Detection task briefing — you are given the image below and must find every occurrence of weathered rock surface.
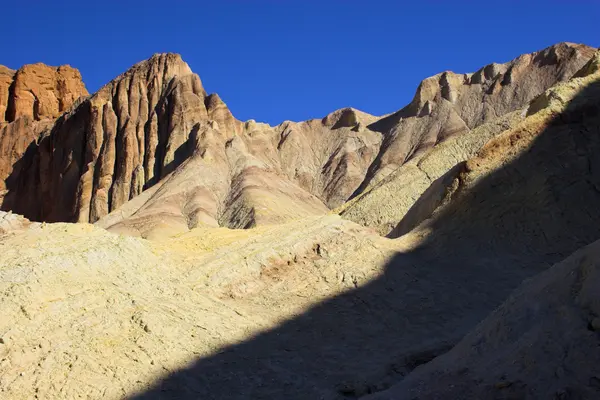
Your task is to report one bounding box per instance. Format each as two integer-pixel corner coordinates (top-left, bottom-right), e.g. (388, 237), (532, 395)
(95, 112), (380, 237)
(389, 51), (600, 241)
(340, 110), (523, 235)
(0, 210), (33, 234)
(0, 62), (87, 199)
(340, 42), (595, 235)
(1, 55), (383, 234)
(0, 117), (54, 198)
(0, 66), (15, 121)
(360, 42), (594, 188)
(0, 215), (402, 399)
(2, 54), (208, 222)
(2, 72), (600, 399)
(0, 63), (87, 123)
(1, 49), (600, 400)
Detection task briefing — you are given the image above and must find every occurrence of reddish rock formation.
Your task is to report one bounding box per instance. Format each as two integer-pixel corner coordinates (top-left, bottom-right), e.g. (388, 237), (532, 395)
(0, 117), (53, 199)
(2, 54), (205, 222)
(0, 66), (15, 121)
(1, 53), (381, 232)
(0, 62), (87, 205)
(0, 63), (87, 123)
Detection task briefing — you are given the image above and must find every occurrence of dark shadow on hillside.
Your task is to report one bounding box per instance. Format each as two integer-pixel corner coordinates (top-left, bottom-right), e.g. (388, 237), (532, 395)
(1, 137), (44, 221)
(123, 80), (600, 399)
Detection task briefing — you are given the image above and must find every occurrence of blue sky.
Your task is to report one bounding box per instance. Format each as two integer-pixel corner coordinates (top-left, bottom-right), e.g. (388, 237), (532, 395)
(3, 1), (598, 124)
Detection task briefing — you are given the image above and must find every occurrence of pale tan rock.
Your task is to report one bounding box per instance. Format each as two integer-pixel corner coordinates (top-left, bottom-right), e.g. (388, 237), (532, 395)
(341, 43), (595, 235)
(205, 93), (243, 135)
(0, 215), (400, 399)
(340, 110), (523, 235)
(96, 119), (334, 238)
(321, 107), (380, 129)
(0, 210), (32, 234)
(388, 53), (600, 241)
(360, 42), (595, 191)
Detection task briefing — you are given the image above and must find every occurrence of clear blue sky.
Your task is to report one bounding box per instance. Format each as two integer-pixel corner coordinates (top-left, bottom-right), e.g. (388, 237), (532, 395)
(3, 1), (598, 124)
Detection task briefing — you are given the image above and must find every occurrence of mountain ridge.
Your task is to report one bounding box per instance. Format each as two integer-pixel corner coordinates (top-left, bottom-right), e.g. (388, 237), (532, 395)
(1, 43), (600, 399)
(1, 42), (594, 240)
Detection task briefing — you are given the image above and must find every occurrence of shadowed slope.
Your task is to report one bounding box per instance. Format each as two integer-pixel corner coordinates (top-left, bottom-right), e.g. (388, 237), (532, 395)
(124, 64), (600, 399)
(367, 238), (600, 400)
(340, 43), (595, 235)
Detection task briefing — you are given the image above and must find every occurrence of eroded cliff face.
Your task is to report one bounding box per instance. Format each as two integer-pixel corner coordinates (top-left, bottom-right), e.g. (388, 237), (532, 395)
(0, 66), (15, 121)
(360, 42), (595, 188)
(340, 42), (596, 235)
(2, 54), (208, 222)
(0, 54), (386, 232)
(0, 63), (88, 123)
(0, 43), (596, 238)
(0, 118), (54, 199)
(0, 63), (88, 205)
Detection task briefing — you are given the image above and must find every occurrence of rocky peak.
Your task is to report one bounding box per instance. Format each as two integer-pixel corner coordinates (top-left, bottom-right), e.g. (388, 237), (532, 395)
(204, 93), (243, 136)
(93, 53), (196, 99)
(406, 42), (595, 123)
(0, 53), (239, 223)
(0, 43), (596, 233)
(321, 107), (379, 129)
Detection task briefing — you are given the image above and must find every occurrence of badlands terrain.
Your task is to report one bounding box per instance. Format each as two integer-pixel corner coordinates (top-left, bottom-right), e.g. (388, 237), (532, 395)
(0, 42), (599, 399)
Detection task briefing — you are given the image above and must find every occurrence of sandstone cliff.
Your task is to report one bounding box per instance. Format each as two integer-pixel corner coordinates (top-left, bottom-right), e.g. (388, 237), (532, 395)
(0, 62), (87, 123)
(0, 66), (15, 121)
(0, 62), (87, 204)
(3, 54), (209, 222)
(1, 54), (385, 235)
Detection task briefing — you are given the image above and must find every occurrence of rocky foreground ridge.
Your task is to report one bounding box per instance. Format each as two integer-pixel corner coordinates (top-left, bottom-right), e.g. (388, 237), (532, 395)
(0, 44), (599, 399)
